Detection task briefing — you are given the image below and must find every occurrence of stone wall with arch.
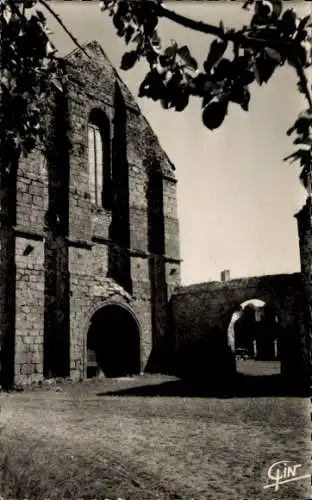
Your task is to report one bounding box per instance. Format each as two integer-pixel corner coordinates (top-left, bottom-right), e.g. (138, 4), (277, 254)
(170, 273), (305, 382)
(0, 40), (180, 387)
(85, 298), (142, 378)
(68, 273), (153, 381)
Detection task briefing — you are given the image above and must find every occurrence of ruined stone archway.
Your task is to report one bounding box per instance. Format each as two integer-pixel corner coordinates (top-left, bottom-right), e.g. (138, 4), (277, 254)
(228, 299), (280, 360)
(86, 304), (141, 378)
(172, 273), (306, 386)
(227, 298), (282, 379)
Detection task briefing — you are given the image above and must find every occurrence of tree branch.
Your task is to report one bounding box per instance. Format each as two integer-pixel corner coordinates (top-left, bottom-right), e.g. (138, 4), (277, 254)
(38, 0), (91, 59)
(294, 59), (312, 108)
(155, 2), (289, 48)
(155, 3), (225, 39)
(151, 2), (312, 110)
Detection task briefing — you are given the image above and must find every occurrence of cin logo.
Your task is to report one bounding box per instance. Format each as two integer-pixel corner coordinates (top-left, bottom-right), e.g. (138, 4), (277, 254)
(263, 460), (311, 492)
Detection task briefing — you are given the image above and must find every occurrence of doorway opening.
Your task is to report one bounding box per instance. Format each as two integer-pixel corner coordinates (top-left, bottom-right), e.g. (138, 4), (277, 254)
(228, 299), (281, 377)
(86, 304), (141, 378)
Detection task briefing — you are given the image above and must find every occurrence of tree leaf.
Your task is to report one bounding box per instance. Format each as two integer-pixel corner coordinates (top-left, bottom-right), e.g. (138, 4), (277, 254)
(242, 68), (255, 85)
(120, 50), (138, 70)
(299, 164), (312, 189)
(164, 42), (178, 59)
(253, 55), (276, 85)
(112, 12), (124, 32)
(294, 137), (312, 146)
(117, 1), (129, 18)
(212, 58), (233, 82)
(297, 15), (311, 34)
(202, 98), (229, 130)
(230, 86), (250, 111)
(264, 47), (282, 63)
(177, 46), (198, 70)
(281, 9), (297, 35)
(204, 39), (228, 74)
(138, 71), (153, 97)
(174, 89), (190, 112)
(160, 95), (172, 109)
(283, 149), (310, 163)
(36, 10), (46, 24)
(138, 70), (165, 101)
(292, 115), (311, 137)
(125, 25), (135, 44)
(300, 155), (311, 168)
(272, 0), (283, 19)
(144, 13), (158, 37)
(287, 124), (296, 136)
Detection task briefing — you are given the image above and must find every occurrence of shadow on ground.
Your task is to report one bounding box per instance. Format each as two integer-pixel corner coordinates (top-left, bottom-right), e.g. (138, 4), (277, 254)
(97, 373), (310, 399)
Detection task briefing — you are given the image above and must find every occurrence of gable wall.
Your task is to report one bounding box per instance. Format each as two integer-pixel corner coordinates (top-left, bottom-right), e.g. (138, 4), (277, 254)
(0, 41), (181, 385)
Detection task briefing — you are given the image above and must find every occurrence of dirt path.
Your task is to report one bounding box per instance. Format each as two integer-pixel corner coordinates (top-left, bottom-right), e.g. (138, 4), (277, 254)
(0, 375), (310, 499)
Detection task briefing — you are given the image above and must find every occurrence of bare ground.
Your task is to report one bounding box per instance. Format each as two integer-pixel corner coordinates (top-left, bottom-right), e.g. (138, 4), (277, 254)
(0, 373), (310, 500)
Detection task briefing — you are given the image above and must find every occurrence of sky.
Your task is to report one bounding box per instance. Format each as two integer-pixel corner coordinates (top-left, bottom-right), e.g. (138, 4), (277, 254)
(45, 1), (310, 285)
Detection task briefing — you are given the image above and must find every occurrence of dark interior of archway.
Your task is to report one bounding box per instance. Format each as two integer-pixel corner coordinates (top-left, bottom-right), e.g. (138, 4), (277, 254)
(87, 305), (141, 378)
(234, 304), (280, 360)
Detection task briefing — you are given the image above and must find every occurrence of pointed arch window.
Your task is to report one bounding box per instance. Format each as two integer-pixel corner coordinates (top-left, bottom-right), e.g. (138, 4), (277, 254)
(87, 109), (111, 209)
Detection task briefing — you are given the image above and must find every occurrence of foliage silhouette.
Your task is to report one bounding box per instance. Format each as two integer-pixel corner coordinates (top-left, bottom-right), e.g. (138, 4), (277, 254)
(1, 0), (311, 185)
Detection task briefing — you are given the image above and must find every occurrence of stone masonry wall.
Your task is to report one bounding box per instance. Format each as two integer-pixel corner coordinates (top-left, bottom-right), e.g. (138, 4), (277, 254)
(14, 237), (45, 385)
(0, 40), (181, 385)
(62, 42), (180, 380)
(171, 273), (303, 379)
(172, 273), (302, 347)
(13, 150), (48, 385)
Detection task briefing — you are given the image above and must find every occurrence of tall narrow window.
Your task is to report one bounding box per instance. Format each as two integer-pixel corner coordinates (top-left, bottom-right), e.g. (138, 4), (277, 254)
(87, 110), (111, 208)
(88, 122), (103, 206)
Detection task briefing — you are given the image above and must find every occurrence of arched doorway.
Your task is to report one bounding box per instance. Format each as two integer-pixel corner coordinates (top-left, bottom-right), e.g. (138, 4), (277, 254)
(228, 299), (281, 377)
(86, 304), (141, 378)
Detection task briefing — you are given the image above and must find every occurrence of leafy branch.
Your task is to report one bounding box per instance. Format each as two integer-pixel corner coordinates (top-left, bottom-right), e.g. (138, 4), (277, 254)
(1, 0), (312, 192)
(0, 0), (88, 171)
(99, 0), (312, 192)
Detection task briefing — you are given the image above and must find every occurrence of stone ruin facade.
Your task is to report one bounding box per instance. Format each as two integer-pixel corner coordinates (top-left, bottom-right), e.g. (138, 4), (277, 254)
(0, 41), (181, 387)
(0, 41), (310, 389)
